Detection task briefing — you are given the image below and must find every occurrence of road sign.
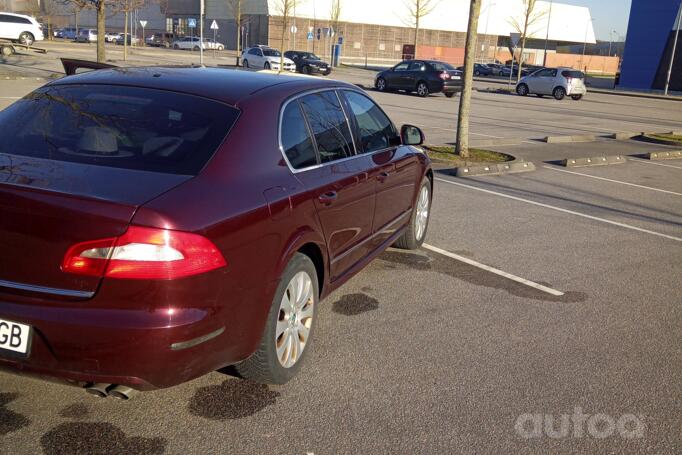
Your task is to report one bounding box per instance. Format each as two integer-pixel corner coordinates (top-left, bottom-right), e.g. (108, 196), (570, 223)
(510, 32), (521, 48)
(188, 18), (197, 28)
(139, 20), (147, 28)
(290, 25), (298, 34)
(307, 31), (314, 41)
(210, 20), (218, 30)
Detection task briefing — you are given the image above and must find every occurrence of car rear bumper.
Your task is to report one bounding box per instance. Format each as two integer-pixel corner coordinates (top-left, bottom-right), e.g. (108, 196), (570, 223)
(437, 80), (463, 93)
(567, 86), (587, 95)
(0, 272), (270, 390)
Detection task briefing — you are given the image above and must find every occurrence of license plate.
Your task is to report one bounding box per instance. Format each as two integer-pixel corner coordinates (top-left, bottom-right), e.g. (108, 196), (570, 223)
(0, 318), (32, 355)
(452, 76), (461, 80)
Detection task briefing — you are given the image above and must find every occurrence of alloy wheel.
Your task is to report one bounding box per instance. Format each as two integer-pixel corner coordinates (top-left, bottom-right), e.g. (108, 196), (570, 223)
(415, 184), (430, 241)
(275, 271), (314, 368)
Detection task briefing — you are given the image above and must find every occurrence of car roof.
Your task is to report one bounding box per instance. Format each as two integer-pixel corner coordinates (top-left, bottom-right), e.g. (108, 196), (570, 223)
(48, 66), (355, 106)
(2, 12), (32, 18)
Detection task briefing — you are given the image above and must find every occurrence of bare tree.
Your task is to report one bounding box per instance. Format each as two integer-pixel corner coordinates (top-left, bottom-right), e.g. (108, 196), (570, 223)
(112, 0), (146, 61)
(272, 0), (305, 71)
(402, 0), (439, 54)
(509, 0), (547, 82)
(455, 0), (482, 159)
(59, 0), (107, 62)
(226, 0), (242, 64)
(42, 0), (60, 40)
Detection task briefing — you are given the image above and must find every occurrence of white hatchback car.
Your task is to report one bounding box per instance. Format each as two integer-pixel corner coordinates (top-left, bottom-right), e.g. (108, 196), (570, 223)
(172, 37), (225, 51)
(0, 12), (44, 45)
(516, 67), (587, 100)
(242, 46), (296, 72)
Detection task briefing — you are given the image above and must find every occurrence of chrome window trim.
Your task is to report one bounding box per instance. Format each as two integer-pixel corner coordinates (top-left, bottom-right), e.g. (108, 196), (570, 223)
(278, 87), (358, 174)
(278, 87), (399, 174)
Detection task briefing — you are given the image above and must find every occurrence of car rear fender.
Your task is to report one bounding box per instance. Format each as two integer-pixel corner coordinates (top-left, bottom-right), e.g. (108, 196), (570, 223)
(275, 225), (328, 298)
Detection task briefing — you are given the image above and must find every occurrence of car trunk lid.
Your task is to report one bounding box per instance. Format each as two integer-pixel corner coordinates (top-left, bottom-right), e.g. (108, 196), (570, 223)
(0, 154), (190, 298)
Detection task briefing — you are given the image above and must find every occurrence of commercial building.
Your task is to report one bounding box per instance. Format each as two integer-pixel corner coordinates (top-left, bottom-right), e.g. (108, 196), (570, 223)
(619, 0), (682, 92)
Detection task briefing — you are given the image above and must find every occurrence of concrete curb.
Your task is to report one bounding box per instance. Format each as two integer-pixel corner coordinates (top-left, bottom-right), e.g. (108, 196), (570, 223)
(589, 88), (682, 102)
(640, 134), (682, 147)
(561, 155), (626, 167)
(646, 150), (682, 160)
(451, 161), (536, 177)
(544, 135), (598, 143)
(608, 132), (641, 140)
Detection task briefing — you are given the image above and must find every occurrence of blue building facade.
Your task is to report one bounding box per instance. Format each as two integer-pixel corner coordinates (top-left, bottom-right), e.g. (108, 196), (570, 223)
(620, 0), (682, 91)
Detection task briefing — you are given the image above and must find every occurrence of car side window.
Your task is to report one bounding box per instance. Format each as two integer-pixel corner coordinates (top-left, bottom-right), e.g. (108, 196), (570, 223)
(248, 48), (258, 55)
(409, 62), (425, 71)
(537, 69), (554, 77)
(550, 69), (558, 77)
(394, 63), (410, 72)
(299, 91), (354, 164)
(19, 17), (32, 24)
(343, 91), (399, 154)
(281, 101), (318, 170)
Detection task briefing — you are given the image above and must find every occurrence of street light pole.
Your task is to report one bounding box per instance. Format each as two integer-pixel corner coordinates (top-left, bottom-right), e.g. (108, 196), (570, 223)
(664, 2), (682, 95)
(542, 0), (553, 67)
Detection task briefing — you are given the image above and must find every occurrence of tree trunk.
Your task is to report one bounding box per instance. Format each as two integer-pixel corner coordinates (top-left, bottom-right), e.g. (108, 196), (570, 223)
(96, 0), (106, 63)
(413, 0), (420, 54)
(124, 10), (128, 61)
(516, 12), (530, 83)
(456, 0), (482, 159)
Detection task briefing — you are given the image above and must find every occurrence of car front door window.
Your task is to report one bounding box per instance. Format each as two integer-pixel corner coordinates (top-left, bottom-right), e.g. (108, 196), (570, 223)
(343, 91), (399, 154)
(299, 91), (354, 163)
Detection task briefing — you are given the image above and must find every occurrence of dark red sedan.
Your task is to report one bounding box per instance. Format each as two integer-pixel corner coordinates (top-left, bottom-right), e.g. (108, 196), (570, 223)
(0, 66), (432, 397)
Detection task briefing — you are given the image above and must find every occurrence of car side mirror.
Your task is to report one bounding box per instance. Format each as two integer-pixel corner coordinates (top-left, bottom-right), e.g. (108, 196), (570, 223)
(401, 125), (425, 146)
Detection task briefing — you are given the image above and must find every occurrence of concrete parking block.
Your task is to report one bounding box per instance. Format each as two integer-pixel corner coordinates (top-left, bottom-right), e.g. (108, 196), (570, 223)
(646, 150), (682, 160)
(561, 155), (626, 167)
(543, 134), (598, 143)
(608, 132), (641, 140)
(451, 161), (536, 177)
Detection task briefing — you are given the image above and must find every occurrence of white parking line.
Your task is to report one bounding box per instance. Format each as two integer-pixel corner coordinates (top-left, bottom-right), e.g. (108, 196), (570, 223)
(422, 243), (565, 296)
(435, 177), (682, 243)
(542, 165), (682, 196)
(628, 157), (682, 170)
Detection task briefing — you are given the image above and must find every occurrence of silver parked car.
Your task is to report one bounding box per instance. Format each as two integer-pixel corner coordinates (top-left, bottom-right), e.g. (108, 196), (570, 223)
(515, 67), (587, 100)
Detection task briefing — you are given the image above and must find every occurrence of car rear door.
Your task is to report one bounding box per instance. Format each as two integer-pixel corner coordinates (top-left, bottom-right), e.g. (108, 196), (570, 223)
(407, 61), (426, 90)
(340, 90), (419, 247)
(282, 90), (376, 281)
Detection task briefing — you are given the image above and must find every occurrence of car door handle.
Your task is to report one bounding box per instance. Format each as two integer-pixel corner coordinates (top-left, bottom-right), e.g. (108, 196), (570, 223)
(318, 191), (338, 205)
(377, 171), (391, 182)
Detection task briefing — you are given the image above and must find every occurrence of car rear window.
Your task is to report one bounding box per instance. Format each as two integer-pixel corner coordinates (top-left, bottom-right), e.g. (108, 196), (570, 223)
(0, 85), (239, 175)
(430, 62), (456, 71)
(562, 70), (585, 79)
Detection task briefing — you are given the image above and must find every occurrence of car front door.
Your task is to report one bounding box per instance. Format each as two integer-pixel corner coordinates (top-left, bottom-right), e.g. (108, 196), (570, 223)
(532, 68), (556, 94)
(407, 61), (426, 91)
(341, 90), (420, 247)
(388, 62), (410, 89)
(283, 90), (377, 282)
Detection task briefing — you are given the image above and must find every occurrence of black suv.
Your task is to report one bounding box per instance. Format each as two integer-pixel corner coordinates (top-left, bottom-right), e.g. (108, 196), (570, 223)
(284, 51), (332, 76)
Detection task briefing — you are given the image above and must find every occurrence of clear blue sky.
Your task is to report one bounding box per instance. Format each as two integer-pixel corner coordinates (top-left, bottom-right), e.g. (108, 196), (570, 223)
(558, 0), (632, 41)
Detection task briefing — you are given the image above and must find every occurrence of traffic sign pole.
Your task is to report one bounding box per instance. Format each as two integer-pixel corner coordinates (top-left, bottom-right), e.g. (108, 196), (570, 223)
(199, 0), (205, 65)
(140, 20), (147, 47)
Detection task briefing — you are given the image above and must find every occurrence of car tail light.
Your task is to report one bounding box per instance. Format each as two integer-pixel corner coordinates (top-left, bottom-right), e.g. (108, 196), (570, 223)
(439, 71), (451, 80)
(62, 226), (226, 280)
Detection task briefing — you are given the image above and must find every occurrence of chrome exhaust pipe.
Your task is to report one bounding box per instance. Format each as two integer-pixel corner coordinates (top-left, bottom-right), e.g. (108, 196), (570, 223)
(85, 383), (111, 398)
(108, 385), (136, 400)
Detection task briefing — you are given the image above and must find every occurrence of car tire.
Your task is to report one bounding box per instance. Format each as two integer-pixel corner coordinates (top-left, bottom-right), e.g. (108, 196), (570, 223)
(445, 92), (456, 98)
(243, 59), (249, 68)
(376, 77), (388, 92)
(264, 62), (271, 70)
(235, 252), (318, 385)
(416, 81), (429, 97)
(571, 94), (583, 101)
(474, 70), (480, 76)
(193, 45), (200, 51)
(18, 32), (34, 46)
(516, 83), (529, 96)
(553, 87), (566, 100)
(173, 44), (179, 49)
(217, 45), (224, 51)
(302, 65), (311, 75)
(394, 177), (432, 250)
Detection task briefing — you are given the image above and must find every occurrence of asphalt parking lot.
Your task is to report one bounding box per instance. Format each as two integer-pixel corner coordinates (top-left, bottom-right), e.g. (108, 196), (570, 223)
(1, 42), (681, 454)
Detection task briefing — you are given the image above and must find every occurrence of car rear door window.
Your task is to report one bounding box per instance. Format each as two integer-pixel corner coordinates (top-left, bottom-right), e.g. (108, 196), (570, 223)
(0, 84), (239, 175)
(342, 90), (399, 153)
(299, 91), (354, 164)
(281, 101), (318, 169)
(409, 62), (425, 71)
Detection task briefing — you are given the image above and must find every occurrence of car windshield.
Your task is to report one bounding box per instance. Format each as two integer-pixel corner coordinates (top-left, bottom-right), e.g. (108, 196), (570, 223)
(0, 85), (240, 175)
(263, 49), (281, 57)
(430, 62), (456, 71)
(302, 53), (320, 60)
